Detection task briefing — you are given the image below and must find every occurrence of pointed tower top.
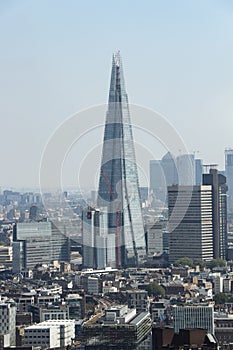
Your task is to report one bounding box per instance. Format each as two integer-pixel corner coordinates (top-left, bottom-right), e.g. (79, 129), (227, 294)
(113, 51), (121, 67)
(108, 51), (127, 104)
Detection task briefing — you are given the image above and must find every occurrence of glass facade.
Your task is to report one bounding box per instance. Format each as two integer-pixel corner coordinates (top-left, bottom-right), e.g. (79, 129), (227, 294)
(168, 185), (214, 263)
(97, 52), (146, 268)
(13, 222), (70, 271)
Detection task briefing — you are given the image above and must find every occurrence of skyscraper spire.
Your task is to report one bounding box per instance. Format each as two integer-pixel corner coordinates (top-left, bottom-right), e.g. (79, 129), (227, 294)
(97, 52), (146, 268)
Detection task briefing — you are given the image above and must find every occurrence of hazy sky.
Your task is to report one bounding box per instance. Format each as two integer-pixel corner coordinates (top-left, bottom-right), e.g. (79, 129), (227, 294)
(1, 0), (233, 189)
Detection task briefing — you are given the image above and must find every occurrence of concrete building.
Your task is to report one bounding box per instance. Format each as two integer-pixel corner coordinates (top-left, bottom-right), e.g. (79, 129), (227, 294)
(127, 290), (149, 313)
(0, 246), (12, 267)
(82, 207), (108, 269)
(213, 275), (223, 294)
(152, 327), (218, 350)
(150, 301), (166, 323)
(0, 296), (17, 347)
(29, 304), (69, 323)
(146, 222), (163, 256)
(87, 276), (100, 295)
(65, 293), (85, 320)
(81, 305), (151, 349)
(12, 221), (70, 272)
(215, 317), (233, 348)
(172, 304), (214, 334)
(168, 185), (214, 263)
(24, 319), (75, 349)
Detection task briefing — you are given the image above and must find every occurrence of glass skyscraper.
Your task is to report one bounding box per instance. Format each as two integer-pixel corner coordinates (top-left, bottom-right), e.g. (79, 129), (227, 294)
(97, 52), (146, 268)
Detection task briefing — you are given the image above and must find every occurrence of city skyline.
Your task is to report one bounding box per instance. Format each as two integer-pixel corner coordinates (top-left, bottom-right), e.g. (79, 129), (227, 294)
(0, 1), (233, 187)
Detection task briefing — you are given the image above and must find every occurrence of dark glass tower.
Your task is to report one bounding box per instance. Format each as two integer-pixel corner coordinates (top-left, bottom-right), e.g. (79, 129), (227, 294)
(203, 169), (228, 260)
(97, 52), (146, 268)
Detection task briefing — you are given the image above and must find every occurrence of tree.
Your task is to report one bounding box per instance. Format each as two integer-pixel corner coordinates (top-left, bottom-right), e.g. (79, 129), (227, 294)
(193, 258), (205, 271)
(146, 281), (165, 297)
(209, 258), (226, 269)
(214, 293), (228, 305)
(174, 257), (194, 267)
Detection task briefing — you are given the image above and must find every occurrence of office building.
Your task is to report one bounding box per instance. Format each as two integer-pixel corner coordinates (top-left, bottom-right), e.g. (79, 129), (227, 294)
(24, 320), (75, 349)
(150, 154), (203, 201)
(168, 185), (214, 263)
(29, 304), (69, 323)
(82, 207), (108, 269)
(172, 304), (214, 335)
(81, 305), (151, 349)
(12, 221), (70, 272)
(225, 149), (233, 212)
(203, 169), (228, 259)
(97, 52), (146, 268)
(149, 160), (166, 202)
(146, 222), (163, 256)
(176, 153), (195, 186)
(195, 158), (203, 186)
(152, 327), (218, 350)
(0, 246), (12, 267)
(150, 160), (164, 190)
(0, 296), (17, 347)
(161, 152), (178, 187)
(127, 290), (149, 313)
(215, 317), (233, 348)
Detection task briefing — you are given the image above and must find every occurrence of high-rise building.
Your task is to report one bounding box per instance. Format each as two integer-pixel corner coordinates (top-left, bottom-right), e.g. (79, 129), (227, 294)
(161, 152), (178, 187)
(168, 185), (214, 263)
(146, 222), (163, 256)
(149, 160), (167, 203)
(150, 160), (164, 191)
(12, 222), (70, 272)
(195, 158), (203, 186)
(97, 52), (146, 268)
(82, 207), (108, 269)
(176, 153), (195, 186)
(225, 148), (233, 212)
(203, 169), (228, 260)
(150, 154), (203, 199)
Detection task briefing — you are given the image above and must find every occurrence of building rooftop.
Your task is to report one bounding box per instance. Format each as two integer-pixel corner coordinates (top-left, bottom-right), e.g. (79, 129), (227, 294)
(130, 312), (150, 325)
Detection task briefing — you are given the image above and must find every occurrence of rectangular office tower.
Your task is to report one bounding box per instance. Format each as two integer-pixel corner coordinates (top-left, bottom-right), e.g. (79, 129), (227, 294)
(203, 169), (228, 260)
(168, 185), (214, 263)
(97, 52), (146, 268)
(12, 222), (70, 273)
(225, 149), (233, 212)
(82, 207), (110, 269)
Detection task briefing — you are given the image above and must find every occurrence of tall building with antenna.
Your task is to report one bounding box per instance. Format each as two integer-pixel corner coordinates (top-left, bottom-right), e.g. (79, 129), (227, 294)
(97, 52), (146, 268)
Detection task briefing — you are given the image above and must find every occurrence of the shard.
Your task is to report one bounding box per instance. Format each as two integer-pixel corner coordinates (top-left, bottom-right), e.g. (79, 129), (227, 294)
(97, 52), (146, 268)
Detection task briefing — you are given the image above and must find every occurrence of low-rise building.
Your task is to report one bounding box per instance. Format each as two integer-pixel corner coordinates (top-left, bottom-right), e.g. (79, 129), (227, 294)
(24, 319), (75, 349)
(127, 290), (149, 313)
(81, 305), (151, 348)
(29, 304), (69, 323)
